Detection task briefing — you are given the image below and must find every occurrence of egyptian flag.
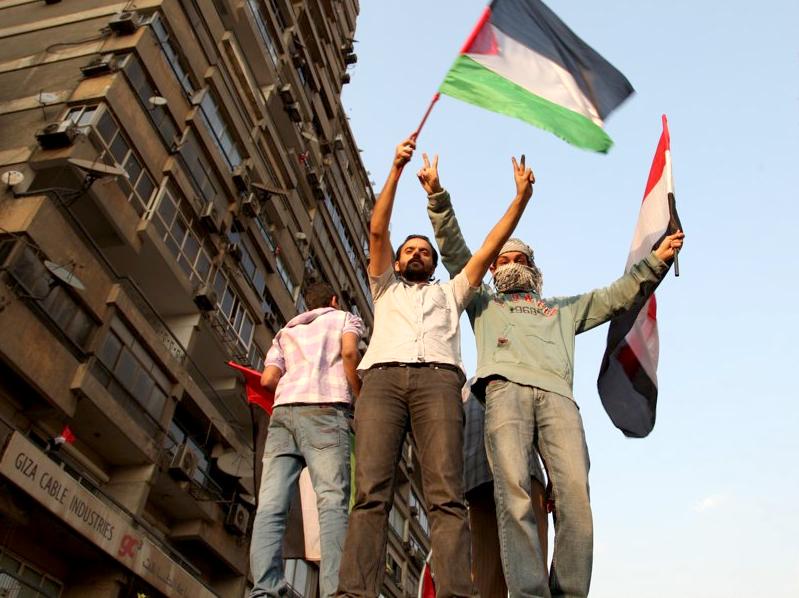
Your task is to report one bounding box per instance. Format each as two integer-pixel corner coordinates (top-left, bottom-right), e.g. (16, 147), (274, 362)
(440, 0), (634, 152)
(597, 115), (682, 437)
(417, 552), (435, 598)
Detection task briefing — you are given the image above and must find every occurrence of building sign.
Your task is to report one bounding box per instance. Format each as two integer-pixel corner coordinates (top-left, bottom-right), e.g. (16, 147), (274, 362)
(0, 432), (217, 598)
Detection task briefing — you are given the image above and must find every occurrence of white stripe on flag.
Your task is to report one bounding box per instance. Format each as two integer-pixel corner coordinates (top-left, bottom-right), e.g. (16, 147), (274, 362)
(467, 25), (603, 126)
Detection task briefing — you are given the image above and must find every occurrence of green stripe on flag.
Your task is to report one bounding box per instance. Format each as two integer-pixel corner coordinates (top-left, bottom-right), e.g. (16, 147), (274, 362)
(440, 55), (613, 153)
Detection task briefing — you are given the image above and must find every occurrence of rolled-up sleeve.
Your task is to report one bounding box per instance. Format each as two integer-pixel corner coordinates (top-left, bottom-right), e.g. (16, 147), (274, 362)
(343, 313), (364, 338)
(264, 335), (286, 373)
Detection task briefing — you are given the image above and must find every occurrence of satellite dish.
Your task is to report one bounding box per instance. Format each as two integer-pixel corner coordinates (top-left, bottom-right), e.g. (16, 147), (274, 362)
(44, 261), (86, 291)
(1, 171), (24, 186)
(216, 450), (253, 478)
(67, 158), (128, 179)
(38, 92), (59, 104)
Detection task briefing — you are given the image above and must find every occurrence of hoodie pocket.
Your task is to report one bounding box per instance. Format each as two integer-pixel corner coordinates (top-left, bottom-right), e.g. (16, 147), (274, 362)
(526, 333), (570, 379)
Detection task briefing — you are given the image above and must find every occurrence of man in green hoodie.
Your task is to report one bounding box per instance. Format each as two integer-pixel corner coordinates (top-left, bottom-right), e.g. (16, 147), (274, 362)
(418, 154), (684, 598)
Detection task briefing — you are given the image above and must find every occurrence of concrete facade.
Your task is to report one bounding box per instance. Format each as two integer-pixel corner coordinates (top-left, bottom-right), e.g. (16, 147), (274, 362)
(0, 1), (434, 596)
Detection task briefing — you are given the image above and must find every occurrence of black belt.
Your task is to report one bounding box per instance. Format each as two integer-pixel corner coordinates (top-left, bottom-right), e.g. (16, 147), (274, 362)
(371, 361), (462, 374)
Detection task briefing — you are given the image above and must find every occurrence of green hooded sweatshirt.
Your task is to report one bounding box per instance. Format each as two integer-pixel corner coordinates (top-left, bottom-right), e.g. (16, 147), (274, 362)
(427, 190), (670, 400)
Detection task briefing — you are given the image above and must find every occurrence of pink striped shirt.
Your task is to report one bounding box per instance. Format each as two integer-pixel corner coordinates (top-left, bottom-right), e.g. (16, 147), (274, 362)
(266, 307), (363, 406)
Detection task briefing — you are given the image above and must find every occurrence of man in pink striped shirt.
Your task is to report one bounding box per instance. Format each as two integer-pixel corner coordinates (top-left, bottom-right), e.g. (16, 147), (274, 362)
(250, 282), (363, 598)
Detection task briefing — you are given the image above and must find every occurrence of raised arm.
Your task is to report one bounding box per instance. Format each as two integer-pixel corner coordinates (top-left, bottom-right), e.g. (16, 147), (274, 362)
(369, 137), (415, 276)
(418, 153), (472, 277)
(567, 231), (686, 333)
(462, 156), (535, 287)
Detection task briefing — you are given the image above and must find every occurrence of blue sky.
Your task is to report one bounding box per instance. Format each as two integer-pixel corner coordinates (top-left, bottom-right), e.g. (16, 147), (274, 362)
(342, 1), (799, 596)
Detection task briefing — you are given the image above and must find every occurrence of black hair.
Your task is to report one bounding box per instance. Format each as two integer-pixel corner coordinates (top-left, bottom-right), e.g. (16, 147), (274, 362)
(394, 234), (439, 268)
(303, 282), (336, 310)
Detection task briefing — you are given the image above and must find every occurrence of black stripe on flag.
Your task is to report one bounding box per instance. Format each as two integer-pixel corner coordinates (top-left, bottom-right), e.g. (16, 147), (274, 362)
(489, 0), (635, 120)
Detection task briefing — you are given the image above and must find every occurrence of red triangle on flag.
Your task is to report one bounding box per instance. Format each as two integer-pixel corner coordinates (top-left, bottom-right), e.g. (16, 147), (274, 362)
(461, 7), (499, 55)
(60, 425), (76, 444)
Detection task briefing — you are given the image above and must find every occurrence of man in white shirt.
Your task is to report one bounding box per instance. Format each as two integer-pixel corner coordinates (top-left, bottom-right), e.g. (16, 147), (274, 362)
(336, 138), (535, 598)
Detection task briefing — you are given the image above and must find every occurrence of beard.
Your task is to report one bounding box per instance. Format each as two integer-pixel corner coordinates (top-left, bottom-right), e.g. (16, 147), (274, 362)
(492, 262), (543, 294)
(401, 258), (432, 282)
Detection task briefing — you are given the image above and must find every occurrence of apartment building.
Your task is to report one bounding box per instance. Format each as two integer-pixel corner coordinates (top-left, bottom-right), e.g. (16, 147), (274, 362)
(0, 0), (432, 596)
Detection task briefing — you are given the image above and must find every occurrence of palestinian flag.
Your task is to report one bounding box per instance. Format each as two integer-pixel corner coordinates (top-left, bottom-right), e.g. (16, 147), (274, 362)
(440, 0), (634, 152)
(597, 115), (682, 437)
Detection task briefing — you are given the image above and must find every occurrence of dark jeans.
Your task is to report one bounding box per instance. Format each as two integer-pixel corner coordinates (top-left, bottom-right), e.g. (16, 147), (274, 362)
(337, 365), (477, 598)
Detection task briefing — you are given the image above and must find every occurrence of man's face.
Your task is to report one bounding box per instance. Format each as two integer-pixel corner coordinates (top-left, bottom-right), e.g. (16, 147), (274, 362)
(490, 251), (530, 273)
(395, 238), (435, 282)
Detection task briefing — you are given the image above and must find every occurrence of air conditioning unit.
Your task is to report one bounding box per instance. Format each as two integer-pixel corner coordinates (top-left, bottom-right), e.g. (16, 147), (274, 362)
(80, 53), (117, 77)
(226, 243), (243, 262)
(169, 444), (198, 481)
(333, 134), (345, 151)
(193, 284), (218, 311)
(35, 121), (78, 150)
(341, 73), (351, 85)
(294, 231), (308, 245)
(108, 11), (140, 35)
(290, 52), (306, 69)
(225, 502), (251, 536)
(231, 165), (251, 193)
(285, 103), (301, 123)
(344, 53), (358, 66)
(306, 169), (321, 187)
(240, 193), (260, 217)
(278, 84), (296, 105)
(200, 203), (221, 233)
(340, 41), (354, 55)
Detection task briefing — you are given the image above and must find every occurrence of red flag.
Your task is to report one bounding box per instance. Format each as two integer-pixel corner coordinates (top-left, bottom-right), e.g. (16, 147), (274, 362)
(227, 361), (275, 414)
(597, 115), (682, 437)
(57, 425), (76, 445)
(417, 552), (436, 598)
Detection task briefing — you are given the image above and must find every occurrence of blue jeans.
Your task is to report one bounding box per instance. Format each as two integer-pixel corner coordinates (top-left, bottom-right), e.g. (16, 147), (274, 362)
(484, 380), (592, 598)
(250, 404), (352, 598)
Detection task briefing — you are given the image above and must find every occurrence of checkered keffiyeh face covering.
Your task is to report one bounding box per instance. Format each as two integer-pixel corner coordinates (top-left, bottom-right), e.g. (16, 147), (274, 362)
(492, 238), (543, 294)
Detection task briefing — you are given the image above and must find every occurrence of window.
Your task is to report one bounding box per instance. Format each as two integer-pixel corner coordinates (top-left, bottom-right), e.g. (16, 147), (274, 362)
(178, 129), (225, 207)
(0, 549), (63, 596)
(150, 181), (214, 285)
(269, 0), (287, 30)
(385, 551), (402, 587)
(93, 315), (171, 428)
(275, 255), (295, 296)
(66, 105), (158, 216)
(247, 0), (280, 66)
(198, 90), (244, 170)
(324, 192), (358, 264)
(151, 14), (196, 96)
(295, 293), (306, 313)
(121, 54), (178, 147)
(388, 506), (406, 537)
(254, 214), (277, 252)
(409, 492), (430, 536)
(211, 269), (256, 356)
(5, 242), (96, 351)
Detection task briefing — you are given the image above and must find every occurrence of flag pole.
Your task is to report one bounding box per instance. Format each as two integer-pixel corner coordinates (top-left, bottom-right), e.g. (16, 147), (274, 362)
(412, 92), (441, 140)
(398, 92), (441, 177)
(663, 115), (681, 277)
